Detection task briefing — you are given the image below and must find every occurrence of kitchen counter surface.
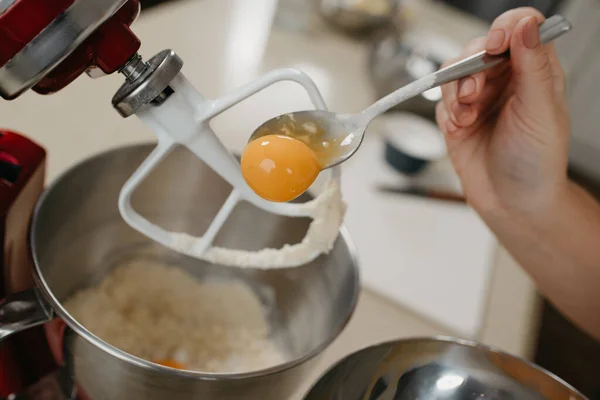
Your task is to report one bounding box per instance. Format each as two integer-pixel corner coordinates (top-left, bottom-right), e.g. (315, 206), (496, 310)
(294, 288), (445, 398)
(0, 0), (540, 392)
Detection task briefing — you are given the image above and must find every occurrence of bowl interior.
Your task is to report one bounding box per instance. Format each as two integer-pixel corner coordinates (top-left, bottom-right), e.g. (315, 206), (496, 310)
(31, 143), (359, 371)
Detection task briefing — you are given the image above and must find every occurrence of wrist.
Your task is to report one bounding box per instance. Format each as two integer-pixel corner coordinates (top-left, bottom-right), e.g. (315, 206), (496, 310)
(477, 178), (573, 236)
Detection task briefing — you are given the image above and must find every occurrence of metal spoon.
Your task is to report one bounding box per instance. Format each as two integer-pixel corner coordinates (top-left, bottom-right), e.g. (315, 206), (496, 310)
(249, 15), (572, 169)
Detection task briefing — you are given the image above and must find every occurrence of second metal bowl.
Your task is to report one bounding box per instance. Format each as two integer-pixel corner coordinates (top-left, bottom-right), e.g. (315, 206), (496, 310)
(304, 337), (586, 399)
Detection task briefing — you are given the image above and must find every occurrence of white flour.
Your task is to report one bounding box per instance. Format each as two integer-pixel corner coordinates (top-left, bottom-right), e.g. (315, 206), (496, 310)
(64, 260), (286, 373)
(171, 179), (346, 269)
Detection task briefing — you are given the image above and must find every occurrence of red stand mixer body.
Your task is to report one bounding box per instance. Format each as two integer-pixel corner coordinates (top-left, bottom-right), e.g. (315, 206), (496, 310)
(0, 0), (142, 396)
(0, 131), (50, 397)
(0, 0), (141, 97)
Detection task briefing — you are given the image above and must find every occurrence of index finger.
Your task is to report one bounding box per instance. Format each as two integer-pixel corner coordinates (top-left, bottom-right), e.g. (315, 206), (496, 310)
(486, 7), (545, 55)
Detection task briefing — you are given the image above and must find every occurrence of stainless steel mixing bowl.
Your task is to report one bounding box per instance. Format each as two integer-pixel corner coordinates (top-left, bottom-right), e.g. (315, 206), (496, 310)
(6, 143), (359, 399)
(304, 337), (587, 399)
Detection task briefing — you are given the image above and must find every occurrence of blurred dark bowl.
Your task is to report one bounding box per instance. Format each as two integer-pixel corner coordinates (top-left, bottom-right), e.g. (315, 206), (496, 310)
(384, 139), (429, 175)
(380, 112), (446, 176)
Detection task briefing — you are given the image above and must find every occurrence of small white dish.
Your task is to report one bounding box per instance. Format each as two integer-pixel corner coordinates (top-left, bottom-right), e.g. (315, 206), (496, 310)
(379, 112), (446, 175)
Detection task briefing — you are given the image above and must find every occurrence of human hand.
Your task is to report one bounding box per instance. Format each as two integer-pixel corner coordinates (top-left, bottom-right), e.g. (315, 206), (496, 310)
(436, 8), (571, 221)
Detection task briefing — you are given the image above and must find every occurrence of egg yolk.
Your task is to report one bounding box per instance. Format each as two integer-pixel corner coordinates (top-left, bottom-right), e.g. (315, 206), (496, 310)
(155, 359), (186, 369)
(241, 134), (320, 202)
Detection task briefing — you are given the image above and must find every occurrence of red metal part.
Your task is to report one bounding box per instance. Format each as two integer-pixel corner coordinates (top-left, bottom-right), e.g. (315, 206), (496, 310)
(0, 0), (141, 95)
(93, 0), (141, 74)
(0, 340), (22, 397)
(34, 0), (141, 94)
(0, 130), (46, 234)
(0, 130), (52, 396)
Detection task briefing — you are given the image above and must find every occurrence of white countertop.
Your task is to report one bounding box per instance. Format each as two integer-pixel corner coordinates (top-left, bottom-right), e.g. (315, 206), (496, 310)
(0, 0), (539, 359)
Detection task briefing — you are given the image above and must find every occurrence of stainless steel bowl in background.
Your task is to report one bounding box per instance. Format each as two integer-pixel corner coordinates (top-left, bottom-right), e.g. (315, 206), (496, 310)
(3, 143), (359, 400)
(320, 0), (399, 36)
(368, 30), (462, 120)
(304, 337), (587, 399)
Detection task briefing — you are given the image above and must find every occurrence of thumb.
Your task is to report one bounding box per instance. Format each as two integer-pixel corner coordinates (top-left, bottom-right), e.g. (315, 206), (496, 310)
(510, 16), (556, 116)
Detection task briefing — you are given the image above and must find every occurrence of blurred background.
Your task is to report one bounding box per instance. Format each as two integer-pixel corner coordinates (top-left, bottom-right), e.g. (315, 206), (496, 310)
(140, 1), (600, 395)
(3, 0), (599, 397)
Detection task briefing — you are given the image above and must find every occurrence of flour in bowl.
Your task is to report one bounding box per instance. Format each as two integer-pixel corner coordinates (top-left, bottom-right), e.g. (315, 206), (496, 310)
(64, 260), (286, 373)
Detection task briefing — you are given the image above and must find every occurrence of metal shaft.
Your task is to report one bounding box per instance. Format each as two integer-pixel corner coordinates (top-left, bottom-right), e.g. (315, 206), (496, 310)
(432, 15), (572, 87)
(120, 53), (149, 82)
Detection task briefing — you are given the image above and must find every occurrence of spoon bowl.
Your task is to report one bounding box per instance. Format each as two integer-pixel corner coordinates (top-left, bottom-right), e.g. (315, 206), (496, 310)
(249, 110), (363, 169)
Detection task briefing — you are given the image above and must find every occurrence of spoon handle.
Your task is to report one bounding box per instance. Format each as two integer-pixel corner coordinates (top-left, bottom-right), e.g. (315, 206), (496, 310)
(358, 15), (571, 124)
(432, 15), (572, 87)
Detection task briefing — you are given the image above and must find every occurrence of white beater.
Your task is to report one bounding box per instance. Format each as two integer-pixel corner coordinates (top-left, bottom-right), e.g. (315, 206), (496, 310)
(112, 51), (344, 269)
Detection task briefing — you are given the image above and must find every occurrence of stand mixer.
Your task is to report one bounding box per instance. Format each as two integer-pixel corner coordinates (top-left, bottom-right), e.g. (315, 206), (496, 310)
(0, 0), (344, 397)
(1, 0), (344, 269)
(1, 2), (143, 395)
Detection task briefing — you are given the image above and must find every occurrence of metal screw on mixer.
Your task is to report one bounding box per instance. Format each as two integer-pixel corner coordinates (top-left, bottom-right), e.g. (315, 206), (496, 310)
(112, 50), (183, 117)
(118, 53), (174, 105)
(120, 53), (150, 82)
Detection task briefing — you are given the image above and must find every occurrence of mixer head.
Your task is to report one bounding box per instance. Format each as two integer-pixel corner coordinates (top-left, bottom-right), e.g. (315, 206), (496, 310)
(0, 0), (345, 268)
(0, 0), (142, 99)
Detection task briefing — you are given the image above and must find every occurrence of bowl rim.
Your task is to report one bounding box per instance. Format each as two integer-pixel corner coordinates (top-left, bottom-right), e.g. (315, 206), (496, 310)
(30, 141), (362, 380)
(303, 335), (587, 398)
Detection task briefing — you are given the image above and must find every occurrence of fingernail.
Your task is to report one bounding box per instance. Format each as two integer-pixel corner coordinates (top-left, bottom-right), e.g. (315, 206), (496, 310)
(452, 102), (471, 122)
(487, 29), (506, 51)
(458, 77), (476, 99)
(522, 17), (540, 49)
